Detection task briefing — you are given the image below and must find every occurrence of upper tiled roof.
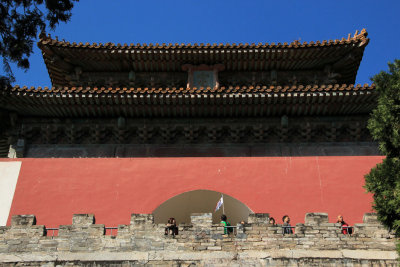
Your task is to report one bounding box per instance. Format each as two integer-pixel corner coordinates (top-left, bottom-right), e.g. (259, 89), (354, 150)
(39, 29), (368, 50)
(38, 30), (369, 87)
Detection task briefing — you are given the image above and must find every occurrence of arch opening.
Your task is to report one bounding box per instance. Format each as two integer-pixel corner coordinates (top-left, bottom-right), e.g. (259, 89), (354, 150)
(152, 190), (253, 225)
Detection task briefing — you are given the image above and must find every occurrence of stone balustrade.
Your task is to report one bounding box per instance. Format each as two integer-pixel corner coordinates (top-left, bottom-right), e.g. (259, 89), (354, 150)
(0, 212), (397, 266)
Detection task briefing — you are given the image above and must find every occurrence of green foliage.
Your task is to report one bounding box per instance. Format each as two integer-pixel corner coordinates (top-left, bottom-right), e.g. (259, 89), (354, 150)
(365, 60), (400, 240)
(368, 60), (400, 158)
(0, 0), (79, 83)
(364, 157), (400, 235)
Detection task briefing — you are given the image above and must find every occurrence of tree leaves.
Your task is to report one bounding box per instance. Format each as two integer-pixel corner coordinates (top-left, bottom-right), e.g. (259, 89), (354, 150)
(365, 59), (400, 243)
(0, 0), (78, 83)
(368, 60), (400, 157)
(365, 158), (400, 235)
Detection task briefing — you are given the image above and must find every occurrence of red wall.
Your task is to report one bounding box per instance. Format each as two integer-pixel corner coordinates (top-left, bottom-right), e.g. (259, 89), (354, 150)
(2, 156), (383, 227)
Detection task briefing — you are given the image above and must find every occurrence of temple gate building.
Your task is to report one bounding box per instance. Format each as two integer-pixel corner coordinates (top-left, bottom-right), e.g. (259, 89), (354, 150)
(0, 29), (383, 229)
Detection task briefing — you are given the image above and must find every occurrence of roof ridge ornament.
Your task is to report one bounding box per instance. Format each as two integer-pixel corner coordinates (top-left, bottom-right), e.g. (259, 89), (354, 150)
(38, 30), (368, 50)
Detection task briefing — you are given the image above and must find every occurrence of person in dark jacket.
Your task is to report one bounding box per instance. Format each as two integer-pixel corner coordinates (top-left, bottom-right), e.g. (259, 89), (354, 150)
(282, 215), (293, 234)
(269, 217), (276, 226)
(165, 217), (178, 236)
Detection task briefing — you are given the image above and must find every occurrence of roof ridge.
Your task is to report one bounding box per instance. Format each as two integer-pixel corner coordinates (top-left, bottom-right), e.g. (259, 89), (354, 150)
(38, 29), (369, 50)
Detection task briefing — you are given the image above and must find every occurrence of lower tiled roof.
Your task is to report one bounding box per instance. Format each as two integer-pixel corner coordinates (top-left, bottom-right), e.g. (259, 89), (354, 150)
(1, 84), (376, 118)
(9, 83), (374, 94)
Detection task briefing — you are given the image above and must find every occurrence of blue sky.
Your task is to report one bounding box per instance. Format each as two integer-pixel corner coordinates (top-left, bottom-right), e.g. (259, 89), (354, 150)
(9, 0), (400, 87)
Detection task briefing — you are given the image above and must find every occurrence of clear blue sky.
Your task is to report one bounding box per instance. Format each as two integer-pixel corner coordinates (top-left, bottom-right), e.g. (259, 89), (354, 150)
(9, 0), (400, 87)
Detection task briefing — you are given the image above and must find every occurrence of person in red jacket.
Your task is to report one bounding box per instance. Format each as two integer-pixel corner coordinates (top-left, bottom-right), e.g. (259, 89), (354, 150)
(337, 215), (351, 234)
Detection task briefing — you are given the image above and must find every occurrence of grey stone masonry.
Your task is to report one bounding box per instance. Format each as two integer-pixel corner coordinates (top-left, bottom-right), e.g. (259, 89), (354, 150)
(0, 213), (397, 266)
(304, 212), (329, 225)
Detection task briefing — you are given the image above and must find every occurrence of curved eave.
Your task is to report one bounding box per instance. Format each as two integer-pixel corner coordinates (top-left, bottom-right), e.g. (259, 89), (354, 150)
(1, 84), (377, 118)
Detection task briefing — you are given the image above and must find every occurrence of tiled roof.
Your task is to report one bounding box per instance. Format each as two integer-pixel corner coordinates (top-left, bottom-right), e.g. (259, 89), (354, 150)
(38, 30), (369, 87)
(9, 83), (374, 94)
(1, 84), (376, 118)
(39, 29), (368, 50)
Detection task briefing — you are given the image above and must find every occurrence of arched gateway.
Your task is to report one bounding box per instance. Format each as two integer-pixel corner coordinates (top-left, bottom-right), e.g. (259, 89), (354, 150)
(153, 190), (253, 224)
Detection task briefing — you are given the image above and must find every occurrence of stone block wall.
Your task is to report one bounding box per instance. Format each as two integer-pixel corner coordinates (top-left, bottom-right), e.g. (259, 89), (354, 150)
(0, 213), (398, 266)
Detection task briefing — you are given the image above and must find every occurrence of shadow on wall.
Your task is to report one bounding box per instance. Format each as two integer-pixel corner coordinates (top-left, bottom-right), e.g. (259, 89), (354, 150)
(153, 190), (253, 225)
(24, 142), (380, 158)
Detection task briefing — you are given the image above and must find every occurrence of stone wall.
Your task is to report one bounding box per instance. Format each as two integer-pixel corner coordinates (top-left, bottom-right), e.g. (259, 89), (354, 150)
(0, 213), (397, 266)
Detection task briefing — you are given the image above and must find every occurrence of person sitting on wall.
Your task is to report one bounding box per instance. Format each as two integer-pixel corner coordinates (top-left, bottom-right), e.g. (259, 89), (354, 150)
(220, 214), (233, 235)
(269, 217), (276, 226)
(282, 215), (293, 234)
(337, 215), (352, 235)
(239, 220), (246, 233)
(164, 217), (178, 236)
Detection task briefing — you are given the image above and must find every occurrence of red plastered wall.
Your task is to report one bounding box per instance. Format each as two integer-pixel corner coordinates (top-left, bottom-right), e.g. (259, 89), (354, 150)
(2, 156), (383, 227)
